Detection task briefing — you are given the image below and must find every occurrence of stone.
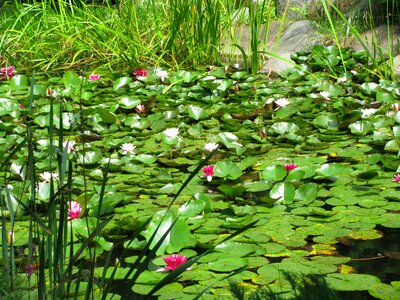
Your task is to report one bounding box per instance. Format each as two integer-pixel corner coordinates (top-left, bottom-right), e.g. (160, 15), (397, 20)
(350, 25), (400, 58)
(392, 55), (400, 79)
(261, 20), (322, 75)
(276, 0), (312, 21)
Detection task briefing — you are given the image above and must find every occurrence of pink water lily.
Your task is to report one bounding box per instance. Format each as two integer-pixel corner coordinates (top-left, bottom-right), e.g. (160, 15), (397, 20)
(135, 104), (146, 114)
(133, 69), (149, 77)
(163, 254), (187, 271)
(202, 165), (215, 182)
(89, 74), (101, 81)
(393, 174), (400, 183)
(68, 201), (82, 220)
(392, 103), (400, 112)
(284, 164), (298, 171)
(0, 66), (16, 79)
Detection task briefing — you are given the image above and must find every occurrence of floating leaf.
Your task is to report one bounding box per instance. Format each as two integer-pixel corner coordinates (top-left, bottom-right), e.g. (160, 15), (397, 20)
(214, 161), (243, 180)
(207, 257), (248, 272)
(270, 182), (295, 204)
(261, 165), (286, 181)
(326, 274), (381, 291)
(119, 96), (141, 108)
(271, 122), (300, 135)
(295, 183), (319, 202)
(142, 210), (196, 255)
(113, 77), (132, 90)
(188, 105), (208, 120)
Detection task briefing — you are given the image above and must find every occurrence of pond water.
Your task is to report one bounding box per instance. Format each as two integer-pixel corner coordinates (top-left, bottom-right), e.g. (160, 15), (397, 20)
(1, 48), (400, 299)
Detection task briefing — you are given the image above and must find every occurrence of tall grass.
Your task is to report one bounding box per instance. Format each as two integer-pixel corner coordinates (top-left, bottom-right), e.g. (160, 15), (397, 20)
(317, 0), (399, 80)
(0, 0), (246, 72)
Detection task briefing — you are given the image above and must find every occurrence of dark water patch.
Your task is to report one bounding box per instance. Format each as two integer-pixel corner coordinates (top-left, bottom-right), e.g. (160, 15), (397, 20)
(337, 227), (400, 284)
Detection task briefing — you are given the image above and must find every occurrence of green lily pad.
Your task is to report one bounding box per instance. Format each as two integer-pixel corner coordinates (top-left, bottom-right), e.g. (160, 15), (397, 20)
(119, 96), (141, 108)
(261, 165), (286, 181)
(207, 257), (248, 272)
(188, 105), (208, 120)
(326, 273), (381, 291)
(214, 161), (243, 180)
(270, 182), (296, 204)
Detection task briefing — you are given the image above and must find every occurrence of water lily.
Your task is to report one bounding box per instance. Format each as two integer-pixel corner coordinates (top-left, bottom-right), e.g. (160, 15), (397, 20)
(361, 108), (377, 118)
(133, 69), (149, 78)
(155, 69), (168, 82)
(0, 66), (16, 79)
(392, 103), (400, 112)
(7, 230), (14, 245)
(232, 63), (240, 69)
(26, 263), (40, 276)
(120, 143), (136, 155)
(202, 75), (216, 81)
(204, 142), (219, 152)
(135, 104), (146, 114)
(68, 201), (82, 220)
(202, 165), (214, 182)
(63, 140), (76, 154)
(163, 127), (179, 138)
(46, 88), (59, 97)
(163, 254), (187, 271)
(284, 164), (298, 171)
(319, 91), (330, 100)
(393, 174), (400, 182)
(89, 74), (101, 81)
(274, 97), (290, 110)
(40, 171), (58, 183)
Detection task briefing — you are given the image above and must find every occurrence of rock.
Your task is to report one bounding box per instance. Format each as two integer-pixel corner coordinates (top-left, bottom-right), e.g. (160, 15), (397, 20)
(276, 0), (312, 21)
(350, 25), (400, 58)
(261, 20), (322, 75)
(391, 55), (400, 79)
(220, 21), (285, 68)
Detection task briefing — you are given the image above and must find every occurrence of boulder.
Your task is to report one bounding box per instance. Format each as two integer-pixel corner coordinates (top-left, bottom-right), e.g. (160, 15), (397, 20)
(261, 20), (323, 75)
(276, 0), (312, 21)
(350, 24), (400, 58)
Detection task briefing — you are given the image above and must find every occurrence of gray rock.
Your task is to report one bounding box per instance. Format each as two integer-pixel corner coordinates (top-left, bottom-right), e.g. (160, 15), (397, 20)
(261, 20), (322, 75)
(276, 0), (312, 21)
(391, 55), (400, 79)
(350, 25), (400, 58)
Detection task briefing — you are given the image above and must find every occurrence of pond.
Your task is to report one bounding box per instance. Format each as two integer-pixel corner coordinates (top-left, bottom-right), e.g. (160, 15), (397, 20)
(1, 46), (400, 299)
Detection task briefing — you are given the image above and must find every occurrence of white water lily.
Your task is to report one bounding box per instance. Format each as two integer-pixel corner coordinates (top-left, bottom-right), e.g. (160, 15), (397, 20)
(120, 143), (136, 155)
(155, 69), (168, 82)
(202, 75), (216, 81)
(361, 108), (377, 118)
(319, 91), (330, 100)
(40, 171), (58, 183)
(63, 140), (76, 154)
(163, 127), (179, 138)
(392, 103), (400, 112)
(274, 97), (290, 110)
(204, 142), (219, 152)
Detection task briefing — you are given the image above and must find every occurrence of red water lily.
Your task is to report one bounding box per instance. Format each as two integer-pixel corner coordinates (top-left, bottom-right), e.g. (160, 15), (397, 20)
(0, 66), (16, 79)
(284, 164), (298, 171)
(393, 174), (400, 183)
(89, 74), (101, 81)
(68, 201), (82, 220)
(133, 69), (149, 77)
(163, 254), (187, 271)
(202, 165), (215, 182)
